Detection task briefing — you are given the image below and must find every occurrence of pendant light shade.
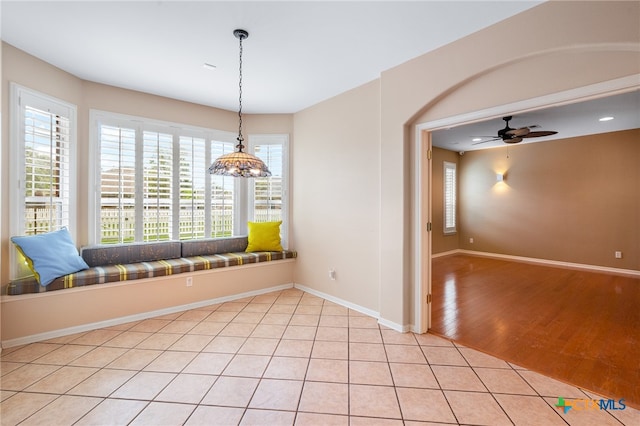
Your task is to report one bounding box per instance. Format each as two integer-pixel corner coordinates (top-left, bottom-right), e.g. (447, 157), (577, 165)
(209, 29), (271, 178)
(208, 150), (272, 177)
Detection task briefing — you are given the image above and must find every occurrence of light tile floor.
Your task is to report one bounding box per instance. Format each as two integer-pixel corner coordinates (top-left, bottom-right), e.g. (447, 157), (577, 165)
(1, 288), (638, 425)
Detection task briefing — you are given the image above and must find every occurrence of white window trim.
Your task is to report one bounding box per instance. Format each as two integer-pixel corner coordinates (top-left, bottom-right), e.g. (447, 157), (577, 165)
(89, 110), (239, 244)
(89, 110), (289, 245)
(443, 161), (457, 235)
(249, 134), (290, 249)
(9, 83), (78, 279)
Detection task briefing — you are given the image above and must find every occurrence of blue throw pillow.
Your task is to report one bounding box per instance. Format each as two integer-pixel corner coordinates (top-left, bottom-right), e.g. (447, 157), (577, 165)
(11, 227), (89, 286)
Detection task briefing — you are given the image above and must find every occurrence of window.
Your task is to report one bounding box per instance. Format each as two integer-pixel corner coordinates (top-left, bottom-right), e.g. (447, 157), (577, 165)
(98, 124), (136, 243)
(10, 84), (78, 279)
(90, 111), (288, 246)
(250, 134), (289, 247)
(179, 135), (207, 240)
(142, 130), (174, 241)
(443, 161), (457, 234)
(209, 140), (236, 238)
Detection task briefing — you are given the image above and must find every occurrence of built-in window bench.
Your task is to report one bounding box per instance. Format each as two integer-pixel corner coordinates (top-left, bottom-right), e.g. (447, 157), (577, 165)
(1, 236), (297, 347)
(6, 236), (296, 295)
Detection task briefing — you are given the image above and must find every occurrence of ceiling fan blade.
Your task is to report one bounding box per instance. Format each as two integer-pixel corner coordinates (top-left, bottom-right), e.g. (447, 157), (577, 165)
(503, 137), (523, 144)
(505, 127), (530, 137)
(472, 138), (500, 145)
(522, 130), (558, 138)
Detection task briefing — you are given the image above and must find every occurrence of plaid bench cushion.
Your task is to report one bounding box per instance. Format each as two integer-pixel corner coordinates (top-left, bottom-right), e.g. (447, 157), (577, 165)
(6, 250), (297, 295)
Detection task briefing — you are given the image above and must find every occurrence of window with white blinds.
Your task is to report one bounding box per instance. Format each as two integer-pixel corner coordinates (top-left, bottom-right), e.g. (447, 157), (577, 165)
(250, 134), (289, 247)
(91, 111), (288, 245)
(210, 140), (235, 238)
(443, 161), (457, 234)
(142, 131), (173, 242)
(179, 136), (207, 240)
(10, 84), (78, 279)
(99, 125), (136, 243)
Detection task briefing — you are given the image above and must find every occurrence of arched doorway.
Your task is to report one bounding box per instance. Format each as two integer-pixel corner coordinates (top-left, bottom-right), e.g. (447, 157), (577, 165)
(412, 75), (640, 333)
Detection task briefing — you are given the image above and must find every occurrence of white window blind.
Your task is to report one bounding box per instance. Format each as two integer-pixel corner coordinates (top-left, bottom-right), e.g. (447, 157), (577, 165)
(142, 131), (173, 242)
(10, 84), (77, 279)
(99, 125), (136, 244)
(250, 134), (289, 247)
(23, 105), (72, 234)
(179, 136), (207, 240)
(91, 111), (289, 246)
(254, 144), (283, 222)
(210, 140), (235, 237)
(444, 161), (457, 234)
(93, 112), (244, 244)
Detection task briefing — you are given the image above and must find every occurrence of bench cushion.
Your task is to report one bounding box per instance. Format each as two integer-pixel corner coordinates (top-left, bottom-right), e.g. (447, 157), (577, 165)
(6, 250), (297, 295)
(81, 241), (182, 267)
(181, 236), (248, 257)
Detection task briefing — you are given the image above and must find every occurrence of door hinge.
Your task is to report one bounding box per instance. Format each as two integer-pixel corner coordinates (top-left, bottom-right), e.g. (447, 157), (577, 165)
(426, 294), (432, 304)
(427, 222), (432, 232)
(427, 149), (432, 160)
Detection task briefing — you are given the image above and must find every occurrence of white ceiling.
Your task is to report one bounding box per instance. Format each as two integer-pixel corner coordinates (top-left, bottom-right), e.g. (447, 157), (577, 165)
(1, 0), (542, 114)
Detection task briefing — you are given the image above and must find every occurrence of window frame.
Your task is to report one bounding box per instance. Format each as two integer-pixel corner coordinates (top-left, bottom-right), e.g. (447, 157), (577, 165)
(89, 110), (289, 246)
(249, 134), (290, 248)
(9, 83), (79, 279)
(443, 161), (457, 235)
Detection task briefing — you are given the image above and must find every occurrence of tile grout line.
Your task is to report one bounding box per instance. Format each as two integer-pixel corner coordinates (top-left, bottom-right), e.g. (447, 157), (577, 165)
(454, 342), (519, 425)
(3, 287), (638, 425)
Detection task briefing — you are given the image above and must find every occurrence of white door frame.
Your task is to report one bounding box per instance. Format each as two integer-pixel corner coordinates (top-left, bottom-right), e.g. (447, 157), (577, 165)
(412, 75), (639, 334)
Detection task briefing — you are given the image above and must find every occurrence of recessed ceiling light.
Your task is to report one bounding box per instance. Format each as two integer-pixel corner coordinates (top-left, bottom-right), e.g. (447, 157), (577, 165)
(472, 137), (483, 142)
(599, 116), (614, 122)
(203, 63), (217, 70)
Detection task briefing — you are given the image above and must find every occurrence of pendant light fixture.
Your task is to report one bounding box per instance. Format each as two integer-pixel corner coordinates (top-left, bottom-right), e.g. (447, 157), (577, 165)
(208, 29), (271, 177)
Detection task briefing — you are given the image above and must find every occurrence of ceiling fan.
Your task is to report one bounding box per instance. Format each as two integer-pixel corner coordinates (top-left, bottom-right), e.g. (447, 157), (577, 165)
(473, 116), (558, 145)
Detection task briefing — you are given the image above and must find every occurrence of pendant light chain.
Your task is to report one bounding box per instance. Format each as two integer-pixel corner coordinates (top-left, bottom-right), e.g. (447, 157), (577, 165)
(237, 33), (244, 152)
(208, 29), (271, 178)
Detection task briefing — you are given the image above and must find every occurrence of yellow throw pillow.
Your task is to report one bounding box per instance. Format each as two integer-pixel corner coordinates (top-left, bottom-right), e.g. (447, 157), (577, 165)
(246, 221), (283, 252)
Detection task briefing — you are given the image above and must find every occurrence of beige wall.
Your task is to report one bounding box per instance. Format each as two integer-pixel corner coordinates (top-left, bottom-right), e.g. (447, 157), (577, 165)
(432, 148), (460, 254)
(292, 80), (381, 312)
(1, 43), (293, 284)
(2, 1), (639, 339)
(289, 0), (639, 329)
(378, 1), (639, 326)
(0, 42), (3, 348)
(1, 43), (294, 344)
(2, 46), (85, 280)
(459, 130), (639, 270)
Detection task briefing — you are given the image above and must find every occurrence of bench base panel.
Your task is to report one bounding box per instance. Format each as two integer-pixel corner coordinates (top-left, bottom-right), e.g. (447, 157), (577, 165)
(1, 260), (294, 347)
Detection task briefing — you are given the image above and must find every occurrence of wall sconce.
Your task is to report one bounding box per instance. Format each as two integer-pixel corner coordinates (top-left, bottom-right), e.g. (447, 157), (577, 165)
(496, 173), (505, 182)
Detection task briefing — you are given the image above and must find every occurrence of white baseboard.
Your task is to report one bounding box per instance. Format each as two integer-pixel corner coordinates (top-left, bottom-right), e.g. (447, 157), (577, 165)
(1, 283), (294, 349)
(378, 318), (413, 333)
(439, 249), (640, 278)
(431, 250), (460, 259)
(293, 283), (409, 333)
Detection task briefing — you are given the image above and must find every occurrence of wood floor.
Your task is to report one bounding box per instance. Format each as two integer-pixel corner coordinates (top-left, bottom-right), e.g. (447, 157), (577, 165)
(431, 254), (640, 409)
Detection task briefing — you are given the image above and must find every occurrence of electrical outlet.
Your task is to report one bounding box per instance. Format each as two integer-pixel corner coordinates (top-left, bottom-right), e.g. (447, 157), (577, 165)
(615, 251), (623, 259)
(328, 269), (336, 281)
(186, 277), (193, 287)
(469, 237), (474, 244)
